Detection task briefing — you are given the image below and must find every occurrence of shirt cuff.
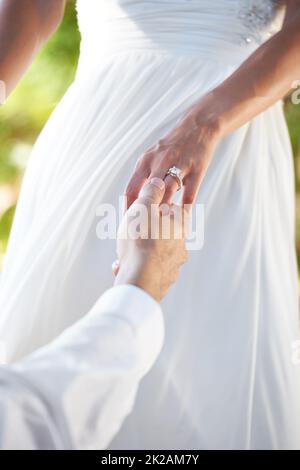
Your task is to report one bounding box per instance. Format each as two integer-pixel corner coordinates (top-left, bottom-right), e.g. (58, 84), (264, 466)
(92, 285), (165, 374)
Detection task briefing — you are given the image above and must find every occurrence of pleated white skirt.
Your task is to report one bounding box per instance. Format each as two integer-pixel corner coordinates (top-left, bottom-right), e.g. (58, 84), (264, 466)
(0, 46), (300, 448)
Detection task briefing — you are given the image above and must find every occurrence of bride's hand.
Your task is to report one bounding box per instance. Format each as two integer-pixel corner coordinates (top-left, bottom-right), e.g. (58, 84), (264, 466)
(125, 104), (221, 209)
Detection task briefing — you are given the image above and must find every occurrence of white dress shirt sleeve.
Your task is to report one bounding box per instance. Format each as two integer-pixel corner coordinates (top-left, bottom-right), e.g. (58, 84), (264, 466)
(0, 285), (164, 450)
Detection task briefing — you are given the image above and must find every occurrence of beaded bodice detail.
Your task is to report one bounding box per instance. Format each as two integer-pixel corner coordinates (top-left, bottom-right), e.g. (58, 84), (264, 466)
(238, 0), (283, 44)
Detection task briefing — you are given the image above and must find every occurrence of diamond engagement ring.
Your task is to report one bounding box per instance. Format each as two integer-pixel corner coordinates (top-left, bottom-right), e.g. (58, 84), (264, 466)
(165, 166), (183, 190)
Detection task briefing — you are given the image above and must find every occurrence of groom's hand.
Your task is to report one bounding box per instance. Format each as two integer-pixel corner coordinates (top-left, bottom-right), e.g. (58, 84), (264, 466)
(115, 178), (188, 302)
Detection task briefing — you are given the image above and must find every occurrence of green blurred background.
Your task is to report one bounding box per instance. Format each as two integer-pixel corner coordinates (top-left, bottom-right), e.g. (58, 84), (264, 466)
(0, 1), (300, 268)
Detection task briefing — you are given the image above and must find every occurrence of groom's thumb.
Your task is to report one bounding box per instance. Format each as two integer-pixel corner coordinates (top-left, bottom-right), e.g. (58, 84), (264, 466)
(137, 178), (166, 206)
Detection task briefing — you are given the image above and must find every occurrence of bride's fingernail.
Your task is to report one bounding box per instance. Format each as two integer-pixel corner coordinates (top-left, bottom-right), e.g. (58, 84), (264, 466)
(160, 204), (170, 216)
(150, 177), (165, 190)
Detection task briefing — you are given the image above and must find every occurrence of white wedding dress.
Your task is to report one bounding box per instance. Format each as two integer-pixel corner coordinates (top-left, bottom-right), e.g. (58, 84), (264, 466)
(0, 0), (300, 449)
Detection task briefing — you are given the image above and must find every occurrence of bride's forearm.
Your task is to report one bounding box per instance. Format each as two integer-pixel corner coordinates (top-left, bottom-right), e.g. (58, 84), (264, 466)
(193, 1), (300, 139)
(0, 0), (65, 100)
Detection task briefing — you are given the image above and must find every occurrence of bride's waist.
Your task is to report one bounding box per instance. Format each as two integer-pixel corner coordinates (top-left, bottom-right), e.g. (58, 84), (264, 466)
(76, 0), (283, 62)
(79, 26), (260, 64)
